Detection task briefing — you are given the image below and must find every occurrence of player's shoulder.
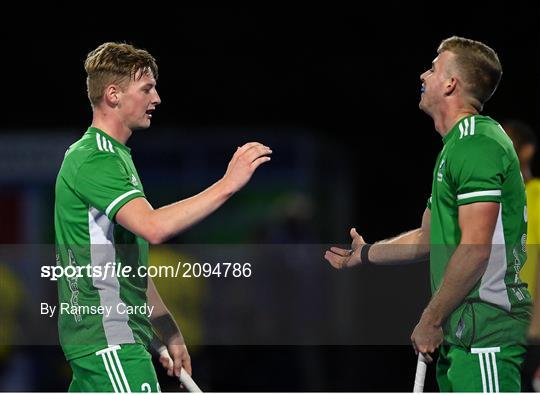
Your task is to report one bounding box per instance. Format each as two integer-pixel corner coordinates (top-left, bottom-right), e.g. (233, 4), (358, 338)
(60, 130), (121, 174)
(451, 115), (512, 154)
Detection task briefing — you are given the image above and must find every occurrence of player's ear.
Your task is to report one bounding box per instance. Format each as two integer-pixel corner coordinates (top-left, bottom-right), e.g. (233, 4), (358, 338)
(103, 84), (121, 107)
(444, 77), (457, 96)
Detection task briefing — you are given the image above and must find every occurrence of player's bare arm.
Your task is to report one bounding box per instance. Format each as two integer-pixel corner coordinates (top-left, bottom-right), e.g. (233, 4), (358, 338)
(411, 202), (499, 356)
(147, 278), (191, 378)
(324, 207), (431, 269)
(116, 142), (271, 244)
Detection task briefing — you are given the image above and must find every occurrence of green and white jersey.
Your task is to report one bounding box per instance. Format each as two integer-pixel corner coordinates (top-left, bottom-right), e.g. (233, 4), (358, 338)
(427, 115), (531, 347)
(54, 127), (153, 360)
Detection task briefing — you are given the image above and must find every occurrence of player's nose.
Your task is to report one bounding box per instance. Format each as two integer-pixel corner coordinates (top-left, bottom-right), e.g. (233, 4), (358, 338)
(153, 91), (162, 106)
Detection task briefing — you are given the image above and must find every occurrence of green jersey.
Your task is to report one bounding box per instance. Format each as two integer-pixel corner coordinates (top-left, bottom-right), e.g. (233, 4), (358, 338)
(54, 127), (153, 360)
(428, 115), (531, 347)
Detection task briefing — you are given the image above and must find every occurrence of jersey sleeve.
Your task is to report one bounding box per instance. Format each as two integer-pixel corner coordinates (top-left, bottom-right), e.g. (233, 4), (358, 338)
(74, 152), (145, 221)
(448, 135), (508, 206)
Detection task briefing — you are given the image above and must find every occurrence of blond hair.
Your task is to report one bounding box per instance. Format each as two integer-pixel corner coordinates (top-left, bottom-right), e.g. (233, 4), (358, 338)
(438, 36), (502, 111)
(84, 42), (158, 107)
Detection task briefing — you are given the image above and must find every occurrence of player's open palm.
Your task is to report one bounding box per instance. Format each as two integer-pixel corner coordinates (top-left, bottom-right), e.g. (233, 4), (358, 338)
(222, 142), (272, 193)
(324, 228), (366, 269)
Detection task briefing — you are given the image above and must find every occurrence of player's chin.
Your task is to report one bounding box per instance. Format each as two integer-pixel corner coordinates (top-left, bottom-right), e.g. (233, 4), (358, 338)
(134, 119), (152, 130)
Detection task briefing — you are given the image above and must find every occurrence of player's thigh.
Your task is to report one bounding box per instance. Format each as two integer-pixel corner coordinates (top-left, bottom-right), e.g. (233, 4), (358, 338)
(447, 345), (524, 392)
(70, 344), (160, 393)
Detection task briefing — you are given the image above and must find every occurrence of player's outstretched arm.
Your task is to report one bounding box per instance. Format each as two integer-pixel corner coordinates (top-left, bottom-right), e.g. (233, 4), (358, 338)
(116, 142), (272, 244)
(324, 208), (431, 269)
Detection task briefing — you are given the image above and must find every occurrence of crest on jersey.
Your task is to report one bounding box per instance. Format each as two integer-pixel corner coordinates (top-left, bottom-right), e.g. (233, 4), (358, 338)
(437, 159), (446, 182)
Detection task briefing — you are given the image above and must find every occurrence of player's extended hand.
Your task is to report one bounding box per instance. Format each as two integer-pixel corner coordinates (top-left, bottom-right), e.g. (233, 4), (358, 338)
(410, 316), (443, 363)
(159, 334), (192, 378)
(221, 142), (272, 194)
(324, 228), (367, 269)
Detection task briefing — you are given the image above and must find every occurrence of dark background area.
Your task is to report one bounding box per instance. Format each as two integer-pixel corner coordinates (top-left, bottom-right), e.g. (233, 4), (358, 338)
(0, 5), (539, 392)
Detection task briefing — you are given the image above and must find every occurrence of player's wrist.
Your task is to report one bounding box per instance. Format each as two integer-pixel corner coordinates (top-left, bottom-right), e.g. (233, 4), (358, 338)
(420, 309), (443, 328)
(360, 243), (373, 265)
(151, 313), (184, 345)
(216, 177), (237, 199)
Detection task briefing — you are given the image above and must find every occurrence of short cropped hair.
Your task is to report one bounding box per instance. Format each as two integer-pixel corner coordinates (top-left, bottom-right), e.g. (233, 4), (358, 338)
(84, 42), (158, 107)
(438, 36), (502, 110)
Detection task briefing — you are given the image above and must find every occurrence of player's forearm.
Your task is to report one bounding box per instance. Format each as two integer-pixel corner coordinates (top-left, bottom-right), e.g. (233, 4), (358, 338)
(146, 278), (169, 317)
(368, 228), (430, 265)
(421, 244), (490, 326)
(149, 179), (233, 244)
(151, 313), (183, 345)
(147, 279), (184, 344)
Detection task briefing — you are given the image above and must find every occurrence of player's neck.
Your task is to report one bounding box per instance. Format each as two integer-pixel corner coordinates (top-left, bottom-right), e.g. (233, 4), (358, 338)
(433, 106), (478, 138)
(91, 112), (132, 144)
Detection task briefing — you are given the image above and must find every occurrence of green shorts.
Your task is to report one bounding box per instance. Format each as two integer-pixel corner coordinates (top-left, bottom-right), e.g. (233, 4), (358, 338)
(68, 344), (160, 392)
(436, 344), (525, 392)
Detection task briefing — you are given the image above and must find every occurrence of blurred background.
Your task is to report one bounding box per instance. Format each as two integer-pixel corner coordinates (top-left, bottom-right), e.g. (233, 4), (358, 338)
(0, 4), (538, 392)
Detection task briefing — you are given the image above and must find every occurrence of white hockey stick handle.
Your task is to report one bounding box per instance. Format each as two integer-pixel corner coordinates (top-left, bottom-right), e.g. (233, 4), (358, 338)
(158, 346), (203, 392)
(413, 353), (428, 392)
(180, 369), (203, 393)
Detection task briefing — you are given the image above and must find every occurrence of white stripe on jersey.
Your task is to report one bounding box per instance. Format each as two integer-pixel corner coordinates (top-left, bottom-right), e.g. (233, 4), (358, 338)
(112, 348), (132, 392)
(473, 347), (501, 392)
(98, 352), (121, 393)
(105, 190), (140, 217)
(471, 347), (501, 354)
(478, 352), (487, 392)
(485, 351), (494, 392)
(106, 351), (126, 392)
(457, 190), (501, 200)
(491, 352), (499, 392)
(96, 133), (104, 151)
(458, 117), (476, 139)
(96, 346), (126, 393)
(102, 136), (110, 152)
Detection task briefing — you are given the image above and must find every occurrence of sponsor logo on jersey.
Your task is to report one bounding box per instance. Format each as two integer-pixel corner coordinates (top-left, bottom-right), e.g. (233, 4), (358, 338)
(130, 174), (139, 187)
